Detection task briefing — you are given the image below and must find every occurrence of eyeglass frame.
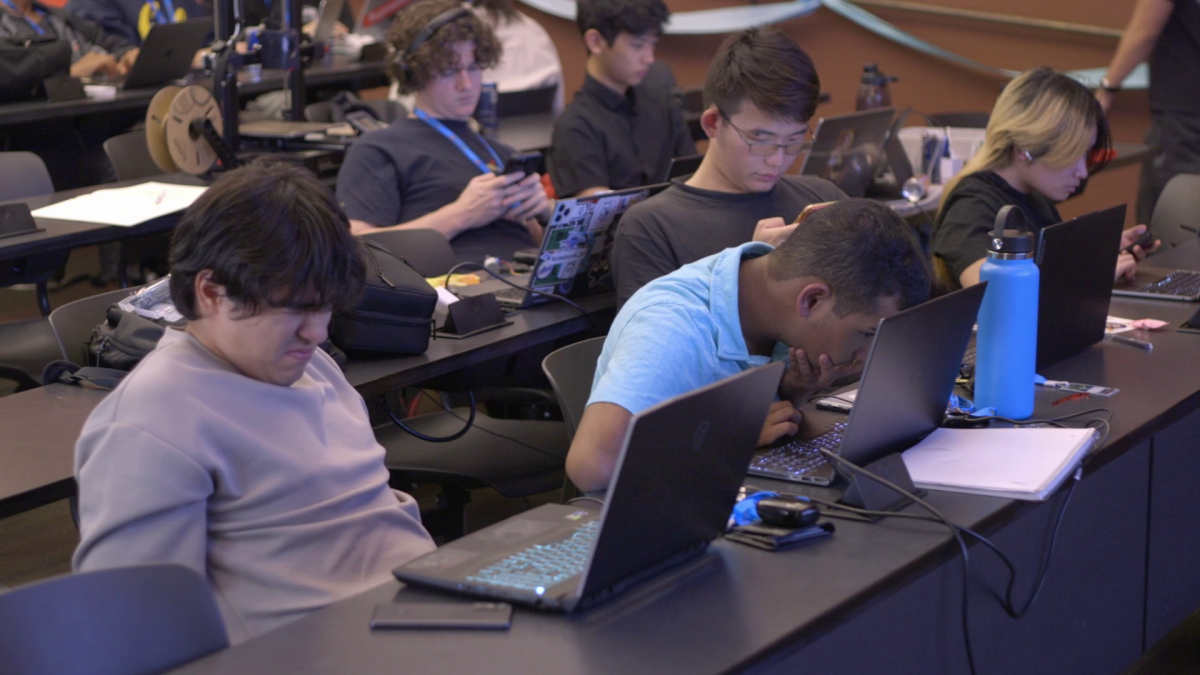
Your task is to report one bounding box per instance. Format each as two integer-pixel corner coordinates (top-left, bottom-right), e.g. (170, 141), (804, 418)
(718, 110), (814, 157)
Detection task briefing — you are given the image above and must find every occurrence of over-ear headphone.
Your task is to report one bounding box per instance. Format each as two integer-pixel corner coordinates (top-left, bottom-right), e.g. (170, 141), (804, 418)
(392, 5), (472, 81)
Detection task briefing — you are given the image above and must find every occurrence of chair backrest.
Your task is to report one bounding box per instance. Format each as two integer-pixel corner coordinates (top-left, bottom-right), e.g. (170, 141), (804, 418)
(362, 229), (457, 277)
(541, 336), (606, 440)
(0, 151), (53, 201)
(304, 100), (335, 122)
(0, 564), (228, 675)
(1150, 173), (1200, 249)
(49, 286), (142, 364)
(103, 131), (166, 182)
(928, 111), (990, 129)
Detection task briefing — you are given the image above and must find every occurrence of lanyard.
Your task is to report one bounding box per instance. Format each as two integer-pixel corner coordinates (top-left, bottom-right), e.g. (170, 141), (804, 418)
(1, 0), (45, 35)
(415, 109), (504, 174)
(149, 0), (175, 25)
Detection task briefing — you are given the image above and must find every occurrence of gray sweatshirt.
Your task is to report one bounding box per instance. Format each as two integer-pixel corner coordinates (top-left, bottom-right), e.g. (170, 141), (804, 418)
(73, 329), (435, 644)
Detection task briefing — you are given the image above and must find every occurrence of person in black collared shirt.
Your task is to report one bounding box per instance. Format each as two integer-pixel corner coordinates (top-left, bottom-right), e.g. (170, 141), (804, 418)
(337, 0), (552, 263)
(547, 0), (694, 198)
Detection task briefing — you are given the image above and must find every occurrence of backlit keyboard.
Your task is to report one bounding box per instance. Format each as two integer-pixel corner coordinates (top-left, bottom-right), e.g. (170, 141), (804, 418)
(748, 421), (849, 482)
(1132, 270), (1200, 299)
(466, 521), (598, 593)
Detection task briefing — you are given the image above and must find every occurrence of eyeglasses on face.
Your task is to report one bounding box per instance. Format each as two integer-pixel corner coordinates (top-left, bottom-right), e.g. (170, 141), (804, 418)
(720, 111), (813, 157)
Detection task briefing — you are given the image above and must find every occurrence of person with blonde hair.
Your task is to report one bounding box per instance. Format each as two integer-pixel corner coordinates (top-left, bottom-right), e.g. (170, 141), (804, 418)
(932, 67), (1157, 289)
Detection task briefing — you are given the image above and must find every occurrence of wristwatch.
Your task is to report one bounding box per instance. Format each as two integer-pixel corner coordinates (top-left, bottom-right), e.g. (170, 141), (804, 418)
(1100, 77), (1121, 93)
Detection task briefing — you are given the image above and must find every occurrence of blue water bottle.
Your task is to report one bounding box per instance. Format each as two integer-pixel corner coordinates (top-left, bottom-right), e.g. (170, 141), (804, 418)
(975, 205), (1039, 419)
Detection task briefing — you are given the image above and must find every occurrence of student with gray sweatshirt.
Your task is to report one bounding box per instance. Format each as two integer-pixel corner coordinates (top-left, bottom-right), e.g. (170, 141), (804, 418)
(72, 162), (436, 645)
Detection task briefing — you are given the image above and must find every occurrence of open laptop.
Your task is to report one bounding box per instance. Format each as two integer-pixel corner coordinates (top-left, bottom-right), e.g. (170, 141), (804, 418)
(661, 153), (704, 183)
(1036, 205), (1124, 369)
(312, 0), (346, 43)
(103, 20), (211, 89)
(748, 283), (985, 486)
(1113, 257), (1200, 302)
(394, 362), (783, 611)
(466, 183), (669, 308)
(799, 107), (896, 198)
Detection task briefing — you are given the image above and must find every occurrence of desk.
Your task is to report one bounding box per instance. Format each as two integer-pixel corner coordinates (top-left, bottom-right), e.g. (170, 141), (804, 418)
(160, 275), (1200, 674)
(0, 59), (389, 129)
(0, 294), (612, 520)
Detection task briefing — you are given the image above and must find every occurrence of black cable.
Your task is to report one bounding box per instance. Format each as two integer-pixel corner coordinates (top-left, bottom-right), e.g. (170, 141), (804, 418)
(419, 390), (564, 462)
(819, 449), (978, 675)
(442, 261), (597, 331)
(381, 391), (476, 442)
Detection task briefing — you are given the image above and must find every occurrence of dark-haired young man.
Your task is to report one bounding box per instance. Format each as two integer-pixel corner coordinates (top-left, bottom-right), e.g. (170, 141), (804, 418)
(74, 162), (435, 645)
(611, 27), (845, 307)
(546, 0), (694, 198)
(337, 0), (552, 263)
(566, 199), (929, 493)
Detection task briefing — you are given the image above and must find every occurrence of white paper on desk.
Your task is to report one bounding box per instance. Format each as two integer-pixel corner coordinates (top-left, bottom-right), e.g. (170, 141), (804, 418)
(32, 182), (207, 227)
(902, 427), (1096, 501)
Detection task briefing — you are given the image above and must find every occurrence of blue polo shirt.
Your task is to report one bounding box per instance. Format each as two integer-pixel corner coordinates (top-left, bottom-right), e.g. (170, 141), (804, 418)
(589, 242), (786, 414)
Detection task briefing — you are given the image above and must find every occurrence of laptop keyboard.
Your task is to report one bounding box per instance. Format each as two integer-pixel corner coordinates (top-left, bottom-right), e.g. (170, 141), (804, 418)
(1132, 270), (1200, 298)
(747, 421), (849, 482)
(466, 521), (598, 592)
(962, 346), (976, 366)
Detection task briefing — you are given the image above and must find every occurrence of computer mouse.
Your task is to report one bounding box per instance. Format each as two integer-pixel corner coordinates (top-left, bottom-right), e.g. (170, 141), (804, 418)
(756, 496), (819, 529)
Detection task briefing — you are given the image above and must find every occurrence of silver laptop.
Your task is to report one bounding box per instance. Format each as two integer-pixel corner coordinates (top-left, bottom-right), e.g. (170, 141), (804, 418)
(748, 283), (985, 486)
(799, 107), (896, 198)
(1113, 266), (1200, 302)
(394, 362), (783, 611)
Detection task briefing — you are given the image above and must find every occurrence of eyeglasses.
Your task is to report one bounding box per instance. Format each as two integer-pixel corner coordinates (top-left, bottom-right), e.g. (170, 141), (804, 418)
(721, 113), (813, 157)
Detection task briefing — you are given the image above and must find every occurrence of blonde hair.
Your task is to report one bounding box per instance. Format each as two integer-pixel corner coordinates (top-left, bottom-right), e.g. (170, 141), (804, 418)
(938, 67), (1110, 218)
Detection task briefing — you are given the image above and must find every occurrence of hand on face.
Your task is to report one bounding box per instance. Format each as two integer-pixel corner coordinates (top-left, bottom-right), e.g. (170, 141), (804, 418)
(783, 347), (863, 397)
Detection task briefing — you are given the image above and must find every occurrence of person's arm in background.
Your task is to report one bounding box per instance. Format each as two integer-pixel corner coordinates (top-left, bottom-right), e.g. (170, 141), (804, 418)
(1097, 0), (1174, 112)
(65, 11), (137, 72)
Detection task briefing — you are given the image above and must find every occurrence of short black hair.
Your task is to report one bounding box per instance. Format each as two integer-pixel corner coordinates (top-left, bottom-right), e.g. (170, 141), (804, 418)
(575, 0), (669, 44)
(704, 27), (820, 124)
(769, 199), (930, 314)
(169, 160), (366, 320)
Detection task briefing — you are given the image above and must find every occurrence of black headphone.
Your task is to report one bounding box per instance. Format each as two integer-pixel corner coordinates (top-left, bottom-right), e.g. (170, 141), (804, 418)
(393, 5), (473, 80)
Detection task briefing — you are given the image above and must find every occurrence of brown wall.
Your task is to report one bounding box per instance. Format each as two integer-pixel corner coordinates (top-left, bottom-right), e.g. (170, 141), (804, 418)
(524, 0), (1149, 226)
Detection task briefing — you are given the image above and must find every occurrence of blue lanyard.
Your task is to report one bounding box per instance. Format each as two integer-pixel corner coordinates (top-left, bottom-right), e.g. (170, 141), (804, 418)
(1, 0), (45, 35)
(415, 109), (504, 174)
(149, 0), (175, 25)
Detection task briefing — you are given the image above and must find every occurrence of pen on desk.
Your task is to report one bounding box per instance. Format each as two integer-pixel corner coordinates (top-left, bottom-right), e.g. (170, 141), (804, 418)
(1108, 334), (1153, 351)
(154, 189), (167, 205)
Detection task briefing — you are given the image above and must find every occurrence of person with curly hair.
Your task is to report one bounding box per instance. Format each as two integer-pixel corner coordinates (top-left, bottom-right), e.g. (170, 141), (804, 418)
(336, 0), (553, 263)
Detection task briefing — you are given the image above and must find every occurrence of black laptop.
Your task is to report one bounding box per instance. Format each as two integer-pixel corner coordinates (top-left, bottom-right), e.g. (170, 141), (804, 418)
(463, 183), (669, 309)
(116, 20), (211, 89)
(661, 153), (703, 182)
(748, 284), (985, 486)
(1036, 205), (1124, 369)
(394, 362), (783, 611)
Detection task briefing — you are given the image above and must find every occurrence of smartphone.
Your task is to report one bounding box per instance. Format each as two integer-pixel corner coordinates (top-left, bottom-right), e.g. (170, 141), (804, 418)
(369, 601), (513, 630)
(501, 151), (543, 177)
(793, 201), (836, 224)
(1122, 226), (1155, 254)
(345, 110), (387, 134)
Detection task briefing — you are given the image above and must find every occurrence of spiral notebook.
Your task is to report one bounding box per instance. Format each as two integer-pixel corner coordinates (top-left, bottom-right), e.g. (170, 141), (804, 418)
(901, 427), (1097, 501)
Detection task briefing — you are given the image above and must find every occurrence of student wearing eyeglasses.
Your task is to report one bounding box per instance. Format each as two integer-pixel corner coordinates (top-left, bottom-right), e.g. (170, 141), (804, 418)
(610, 27), (845, 308)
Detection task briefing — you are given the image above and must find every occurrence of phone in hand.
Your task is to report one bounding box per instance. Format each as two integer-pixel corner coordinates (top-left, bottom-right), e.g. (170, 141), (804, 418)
(501, 151), (543, 177)
(369, 601), (513, 630)
(793, 201), (836, 225)
(1123, 226), (1155, 254)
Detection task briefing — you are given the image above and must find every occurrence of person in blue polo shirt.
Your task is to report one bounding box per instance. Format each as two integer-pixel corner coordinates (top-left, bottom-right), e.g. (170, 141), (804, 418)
(565, 199), (930, 493)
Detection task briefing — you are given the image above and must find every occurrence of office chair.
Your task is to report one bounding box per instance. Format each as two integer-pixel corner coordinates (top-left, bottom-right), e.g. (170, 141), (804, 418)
(360, 232), (571, 541)
(48, 286), (142, 364)
(541, 336), (606, 501)
(0, 564), (228, 675)
(1150, 173), (1200, 249)
(102, 132), (172, 287)
(0, 152), (67, 393)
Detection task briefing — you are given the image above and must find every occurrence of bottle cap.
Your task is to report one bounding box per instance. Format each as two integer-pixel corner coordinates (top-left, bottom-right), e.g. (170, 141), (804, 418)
(986, 205), (1034, 257)
(861, 63), (898, 86)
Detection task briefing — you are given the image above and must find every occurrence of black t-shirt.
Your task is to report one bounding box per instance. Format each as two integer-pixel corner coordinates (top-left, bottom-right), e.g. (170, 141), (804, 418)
(1150, 0), (1200, 113)
(611, 175), (847, 307)
(548, 66), (696, 198)
(336, 117), (537, 264)
(932, 171), (1061, 284)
